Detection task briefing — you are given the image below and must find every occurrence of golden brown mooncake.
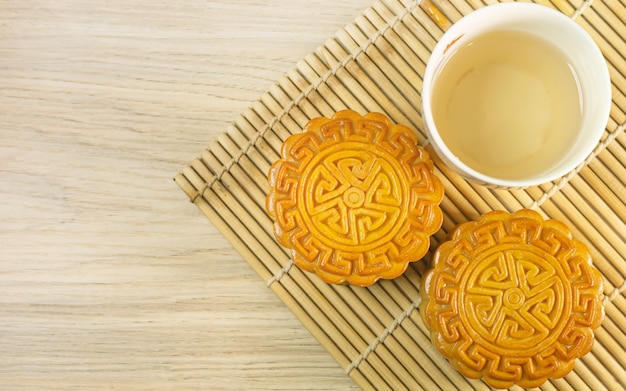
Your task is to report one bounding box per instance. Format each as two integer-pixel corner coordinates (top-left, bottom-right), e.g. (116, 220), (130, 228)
(266, 110), (444, 287)
(421, 209), (605, 388)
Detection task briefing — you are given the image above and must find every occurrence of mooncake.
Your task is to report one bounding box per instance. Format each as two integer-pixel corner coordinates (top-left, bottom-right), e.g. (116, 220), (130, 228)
(266, 110), (444, 286)
(420, 209), (604, 388)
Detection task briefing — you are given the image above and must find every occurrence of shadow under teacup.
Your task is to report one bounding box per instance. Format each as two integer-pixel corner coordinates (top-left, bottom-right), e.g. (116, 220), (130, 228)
(421, 3), (611, 188)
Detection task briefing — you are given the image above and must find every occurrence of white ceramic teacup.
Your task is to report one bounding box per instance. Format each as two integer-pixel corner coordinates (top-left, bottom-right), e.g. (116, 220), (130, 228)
(421, 3), (611, 188)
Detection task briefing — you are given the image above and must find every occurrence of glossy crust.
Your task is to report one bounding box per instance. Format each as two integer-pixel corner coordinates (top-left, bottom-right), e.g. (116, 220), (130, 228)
(421, 209), (604, 388)
(266, 110), (444, 286)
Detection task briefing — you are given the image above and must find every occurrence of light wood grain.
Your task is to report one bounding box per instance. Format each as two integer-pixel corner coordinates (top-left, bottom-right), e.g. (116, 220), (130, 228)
(0, 1), (372, 389)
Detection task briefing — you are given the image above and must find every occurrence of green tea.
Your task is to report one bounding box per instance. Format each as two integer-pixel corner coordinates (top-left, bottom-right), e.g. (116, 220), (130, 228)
(432, 30), (582, 179)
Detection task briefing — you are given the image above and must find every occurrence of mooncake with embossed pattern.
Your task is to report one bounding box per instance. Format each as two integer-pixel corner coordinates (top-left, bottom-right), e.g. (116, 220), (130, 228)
(266, 110), (444, 287)
(420, 209), (604, 388)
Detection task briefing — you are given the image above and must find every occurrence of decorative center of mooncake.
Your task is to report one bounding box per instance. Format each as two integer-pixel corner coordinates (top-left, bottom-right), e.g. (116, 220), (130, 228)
(266, 110), (444, 286)
(461, 246), (568, 355)
(342, 187), (366, 208)
(301, 147), (406, 250)
(502, 287), (524, 310)
(420, 209), (604, 389)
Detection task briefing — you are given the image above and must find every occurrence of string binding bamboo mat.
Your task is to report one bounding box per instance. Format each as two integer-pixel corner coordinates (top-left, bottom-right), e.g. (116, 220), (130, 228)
(175, 0), (626, 389)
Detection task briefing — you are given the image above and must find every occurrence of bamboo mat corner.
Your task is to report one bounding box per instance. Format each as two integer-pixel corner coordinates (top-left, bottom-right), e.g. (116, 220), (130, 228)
(175, 0), (626, 389)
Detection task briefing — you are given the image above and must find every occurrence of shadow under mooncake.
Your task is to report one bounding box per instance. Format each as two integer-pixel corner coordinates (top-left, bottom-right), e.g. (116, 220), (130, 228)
(420, 209), (604, 388)
(266, 110), (444, 287)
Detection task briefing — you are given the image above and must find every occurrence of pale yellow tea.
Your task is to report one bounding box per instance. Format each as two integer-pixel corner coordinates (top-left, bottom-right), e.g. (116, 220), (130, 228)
(432, 30), (582, 180)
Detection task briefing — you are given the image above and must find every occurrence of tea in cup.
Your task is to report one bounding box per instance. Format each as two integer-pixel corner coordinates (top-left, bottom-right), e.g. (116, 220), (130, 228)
(422, 3), (611, 188)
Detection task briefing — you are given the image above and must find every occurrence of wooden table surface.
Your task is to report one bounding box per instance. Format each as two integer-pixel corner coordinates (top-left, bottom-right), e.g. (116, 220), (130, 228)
(0, 1), (373, 389)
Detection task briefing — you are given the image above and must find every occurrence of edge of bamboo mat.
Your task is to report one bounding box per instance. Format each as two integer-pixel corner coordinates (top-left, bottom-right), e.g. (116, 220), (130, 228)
(175, 0), (626, 389)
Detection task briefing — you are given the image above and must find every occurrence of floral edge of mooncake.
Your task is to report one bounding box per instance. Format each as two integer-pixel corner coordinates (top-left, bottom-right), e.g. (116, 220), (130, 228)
(266, 110), (444, 287)
(420, 209), (605, 388)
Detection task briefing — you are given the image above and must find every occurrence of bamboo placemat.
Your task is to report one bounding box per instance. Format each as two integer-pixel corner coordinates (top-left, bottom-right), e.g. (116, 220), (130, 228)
(175, 0), (626, 389)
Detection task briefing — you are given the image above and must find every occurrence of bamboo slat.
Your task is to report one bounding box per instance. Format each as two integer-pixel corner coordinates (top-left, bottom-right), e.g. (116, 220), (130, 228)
(175, 0), (626, 389)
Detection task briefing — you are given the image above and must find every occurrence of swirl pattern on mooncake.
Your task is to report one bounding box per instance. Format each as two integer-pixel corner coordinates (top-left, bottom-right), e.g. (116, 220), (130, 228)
(266, 110), (444, 286)
(420, 209), (604, 388)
